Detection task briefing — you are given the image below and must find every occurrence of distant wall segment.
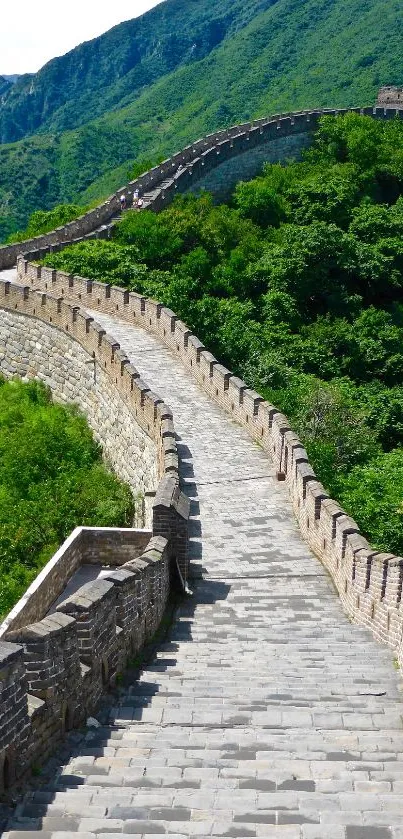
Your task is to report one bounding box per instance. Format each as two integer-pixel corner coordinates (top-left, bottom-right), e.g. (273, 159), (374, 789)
(0, 105), (402, 269)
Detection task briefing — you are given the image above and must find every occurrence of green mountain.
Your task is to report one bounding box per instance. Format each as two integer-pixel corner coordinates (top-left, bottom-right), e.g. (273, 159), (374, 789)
(0, 0), (276, 144)
(0, 0), (401, 239)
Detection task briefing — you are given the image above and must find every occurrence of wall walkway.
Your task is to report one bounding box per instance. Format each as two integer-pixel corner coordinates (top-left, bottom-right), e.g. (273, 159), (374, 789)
(3, 282), (403, 837)
(1, 103), (403, 832)
(0, 105), (401, 271)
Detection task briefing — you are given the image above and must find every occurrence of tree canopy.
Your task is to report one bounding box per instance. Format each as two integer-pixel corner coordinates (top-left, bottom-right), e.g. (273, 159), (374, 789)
(0, 379), (133, 616)
(44, 113), (403, 555)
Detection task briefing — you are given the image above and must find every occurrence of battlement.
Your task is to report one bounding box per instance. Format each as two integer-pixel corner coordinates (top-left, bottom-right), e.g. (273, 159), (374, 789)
(0, 280), (190, 794)
(0, 534), (170, 792)
(1, 102), (403, 797)
(0, 104), (402, 270)
(11, 259), (403, 683)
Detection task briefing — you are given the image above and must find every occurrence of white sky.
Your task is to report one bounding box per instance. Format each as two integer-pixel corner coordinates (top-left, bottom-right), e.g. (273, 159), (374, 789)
(1, 1), (163, 75)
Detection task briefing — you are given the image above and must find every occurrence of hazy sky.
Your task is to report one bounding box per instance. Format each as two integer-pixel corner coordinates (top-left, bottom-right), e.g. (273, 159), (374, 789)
(1, 1), (163, 75)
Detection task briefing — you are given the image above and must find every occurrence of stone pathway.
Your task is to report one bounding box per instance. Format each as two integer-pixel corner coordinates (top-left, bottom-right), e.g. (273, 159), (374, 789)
(4, 302), (403, 838)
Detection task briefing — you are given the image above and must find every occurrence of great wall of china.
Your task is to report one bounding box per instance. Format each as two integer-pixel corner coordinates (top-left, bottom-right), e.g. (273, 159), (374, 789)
(0, 101), (403, 836)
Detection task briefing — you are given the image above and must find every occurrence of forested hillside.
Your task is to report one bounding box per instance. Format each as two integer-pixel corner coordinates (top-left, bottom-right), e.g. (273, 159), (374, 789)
(44, 114), (403, 556)
(0, 0), (276, 143)
(0, 0), (402, 238)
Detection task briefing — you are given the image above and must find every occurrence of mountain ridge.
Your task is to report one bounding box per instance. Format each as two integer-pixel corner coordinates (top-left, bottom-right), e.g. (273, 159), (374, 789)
(0, 0), (276, 144)
(0, 0), (401, 239)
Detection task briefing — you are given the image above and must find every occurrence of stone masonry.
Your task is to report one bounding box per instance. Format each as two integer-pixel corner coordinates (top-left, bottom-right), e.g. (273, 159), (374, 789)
(0, 102), (401, 270)
(0, 275), (191, 796)
(1, 101), (403, 833)
(0, 308), (157, 517)
(20, 260), (403, 667)
(1, 282), (403, 836)
(377, 88), (403, 108)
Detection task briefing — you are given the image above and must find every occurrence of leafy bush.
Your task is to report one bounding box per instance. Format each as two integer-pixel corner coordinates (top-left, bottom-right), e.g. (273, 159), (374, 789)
(43, 114), (403, 553)
(337, 450), (403, 555)
(0, 378), (133, 617)
(7, 204), (90, 244)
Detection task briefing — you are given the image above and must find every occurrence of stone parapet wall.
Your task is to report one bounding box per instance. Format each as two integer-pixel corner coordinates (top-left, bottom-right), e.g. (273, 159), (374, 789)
(19, 259), (403, 672)
(0, 527), (152, 637)
(0, 534), (170, 792)
(0, 276), (190, 579)
(1, 102), (403, 795)
(0, 306), (158, 521)
(0, 279), (190, 793)
(0, 105), (402, 270)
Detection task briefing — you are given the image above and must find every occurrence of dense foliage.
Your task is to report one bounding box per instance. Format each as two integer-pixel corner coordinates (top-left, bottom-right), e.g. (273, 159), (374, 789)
(0, 379), (133, 616)
(0, 0), (402, 236)
(45, 114), (403, 555)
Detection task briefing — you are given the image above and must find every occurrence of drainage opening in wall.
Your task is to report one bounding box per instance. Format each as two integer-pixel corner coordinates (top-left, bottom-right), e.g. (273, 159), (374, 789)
(2, 754), (12, 791)
(62, 703), (74, 733)
(101, 660), (109, 686)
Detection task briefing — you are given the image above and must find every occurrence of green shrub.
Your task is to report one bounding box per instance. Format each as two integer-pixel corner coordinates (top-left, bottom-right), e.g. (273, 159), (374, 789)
(0, 378), (133, 617)
(41, 114), (403, 555)
(7, 204), (90, 244)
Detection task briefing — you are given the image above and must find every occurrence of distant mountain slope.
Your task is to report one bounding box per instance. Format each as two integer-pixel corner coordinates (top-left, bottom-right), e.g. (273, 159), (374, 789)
(0, 0), (276, 143)
(0, 76), (14, 97)
(0, 0), (401, 239)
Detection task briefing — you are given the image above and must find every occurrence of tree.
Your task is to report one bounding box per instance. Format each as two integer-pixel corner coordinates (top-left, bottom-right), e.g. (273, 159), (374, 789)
(338, 449), (403, 555)
(234, 177), (287, 228)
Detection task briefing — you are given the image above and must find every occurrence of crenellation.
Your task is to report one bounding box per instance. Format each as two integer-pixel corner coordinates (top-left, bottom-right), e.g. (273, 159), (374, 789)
(57, 579), (117, 676)
(3, 103), (403, 800)
(0, 301), (159, 512)
(7, 613), (80, 702)
(0, 530), (174, 789)
(103, 567), (140, 656)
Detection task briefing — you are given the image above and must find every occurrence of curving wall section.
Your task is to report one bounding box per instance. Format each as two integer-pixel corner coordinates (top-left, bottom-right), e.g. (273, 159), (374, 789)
(0, 307), (158, 520)
(0, 102), (403, 793)
(0, 277), (190, 793)
(14, 256), (403, 676)
(0, 105), (402, 270)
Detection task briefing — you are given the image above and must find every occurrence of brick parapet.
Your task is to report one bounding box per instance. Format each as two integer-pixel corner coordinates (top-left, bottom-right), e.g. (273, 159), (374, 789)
(0, 280), (190, 793)
(0, 535), (171, 792)
(1, 102), (403, 793)
(0, 106), (401, 270)
(0, 527), (153, 639)
(18, 261), (403, 674)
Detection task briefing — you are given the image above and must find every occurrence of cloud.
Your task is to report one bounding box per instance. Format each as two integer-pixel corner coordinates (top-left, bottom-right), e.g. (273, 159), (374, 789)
(1, 0), (163, 75)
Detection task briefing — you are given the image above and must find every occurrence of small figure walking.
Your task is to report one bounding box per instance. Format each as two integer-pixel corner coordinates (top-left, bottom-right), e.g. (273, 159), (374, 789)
(132, 189), (140, 208)
(120, 194), (127, 211)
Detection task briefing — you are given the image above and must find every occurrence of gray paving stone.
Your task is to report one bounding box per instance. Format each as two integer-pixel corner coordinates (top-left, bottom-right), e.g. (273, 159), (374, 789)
(5, 302), (403, 837)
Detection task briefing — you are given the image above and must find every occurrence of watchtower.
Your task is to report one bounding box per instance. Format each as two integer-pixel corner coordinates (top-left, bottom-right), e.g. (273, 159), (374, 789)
(377, 86), (403, 107)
